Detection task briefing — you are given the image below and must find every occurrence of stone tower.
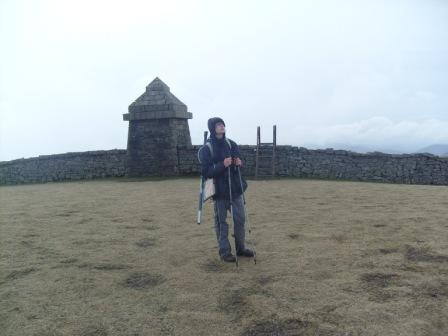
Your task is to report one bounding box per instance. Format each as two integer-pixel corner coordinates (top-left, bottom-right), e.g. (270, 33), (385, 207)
(123, 78), (192, 177)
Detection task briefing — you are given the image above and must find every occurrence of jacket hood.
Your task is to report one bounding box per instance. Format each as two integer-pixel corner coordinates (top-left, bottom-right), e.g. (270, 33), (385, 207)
(207, 117), (226, 136)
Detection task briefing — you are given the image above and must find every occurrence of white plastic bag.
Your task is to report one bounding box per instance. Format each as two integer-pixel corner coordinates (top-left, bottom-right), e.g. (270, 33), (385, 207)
(203, 178), (215, 202)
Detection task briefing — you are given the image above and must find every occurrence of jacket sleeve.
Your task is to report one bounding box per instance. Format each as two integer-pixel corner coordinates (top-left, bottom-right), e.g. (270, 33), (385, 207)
(199, 145), (226, 178)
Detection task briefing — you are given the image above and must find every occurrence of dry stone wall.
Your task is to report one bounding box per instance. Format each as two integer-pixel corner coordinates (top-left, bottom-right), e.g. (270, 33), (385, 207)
(0, 150), (126, 185)
(1, 146), (447, 186)
(177, 145), (448, 185)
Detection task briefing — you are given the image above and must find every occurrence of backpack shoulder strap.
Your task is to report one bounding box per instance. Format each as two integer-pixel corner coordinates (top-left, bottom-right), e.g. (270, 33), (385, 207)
(198, 139), (232, 163)
(206, 142), (213, 158)
(225, 138), (232, 151)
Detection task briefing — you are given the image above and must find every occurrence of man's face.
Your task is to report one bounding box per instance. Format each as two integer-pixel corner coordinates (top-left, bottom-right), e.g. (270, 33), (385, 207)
(215, 122), (225, 135)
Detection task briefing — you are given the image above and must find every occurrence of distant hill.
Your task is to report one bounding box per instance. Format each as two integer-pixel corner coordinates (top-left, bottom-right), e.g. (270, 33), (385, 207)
(300, 142), (448, 156)
(302, 143), (406, 154)
(414, 144), (448, 156)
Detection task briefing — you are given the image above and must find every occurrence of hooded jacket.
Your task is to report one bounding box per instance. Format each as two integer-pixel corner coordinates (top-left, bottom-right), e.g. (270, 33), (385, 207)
(199, 118), (248, 200)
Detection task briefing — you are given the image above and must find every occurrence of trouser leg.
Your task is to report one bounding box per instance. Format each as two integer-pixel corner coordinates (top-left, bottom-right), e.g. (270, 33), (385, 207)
(231, 194), (246, 253)
(213, 198), (232, 257)
(213, 200), (220, 241)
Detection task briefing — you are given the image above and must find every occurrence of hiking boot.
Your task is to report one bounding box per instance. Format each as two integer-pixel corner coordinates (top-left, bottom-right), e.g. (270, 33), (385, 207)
(220, 253), (236, 262)
(237, 248), (255, 257)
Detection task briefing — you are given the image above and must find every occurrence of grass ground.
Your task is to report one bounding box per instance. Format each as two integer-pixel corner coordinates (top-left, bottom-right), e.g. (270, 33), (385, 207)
(1, 177), (447, 336)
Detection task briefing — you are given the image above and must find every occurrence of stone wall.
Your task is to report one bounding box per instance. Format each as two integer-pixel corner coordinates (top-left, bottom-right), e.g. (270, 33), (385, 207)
(285, 147), (448, 185)
(177, 145), (448, 185)
(1, 146), (447, 186)
(0, 149), (126, 185)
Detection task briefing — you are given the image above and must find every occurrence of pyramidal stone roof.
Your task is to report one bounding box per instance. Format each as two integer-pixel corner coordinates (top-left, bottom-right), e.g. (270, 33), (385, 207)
(123, 77), (192, 121)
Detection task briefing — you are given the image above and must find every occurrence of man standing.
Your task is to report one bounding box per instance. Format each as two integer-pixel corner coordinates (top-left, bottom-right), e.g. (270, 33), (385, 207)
(199, 117), (255, 262)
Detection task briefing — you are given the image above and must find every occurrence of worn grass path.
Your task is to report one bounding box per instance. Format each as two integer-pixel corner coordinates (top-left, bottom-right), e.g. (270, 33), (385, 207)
(1, 177), (447, 336)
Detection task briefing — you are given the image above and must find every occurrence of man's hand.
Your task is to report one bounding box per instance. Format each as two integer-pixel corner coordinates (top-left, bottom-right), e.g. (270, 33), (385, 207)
(233, 157), (242, 166)
(223, 157), (232, 167)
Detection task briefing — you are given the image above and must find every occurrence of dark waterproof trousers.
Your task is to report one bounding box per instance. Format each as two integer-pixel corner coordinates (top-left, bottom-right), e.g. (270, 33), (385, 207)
(213, 194), (246, 257)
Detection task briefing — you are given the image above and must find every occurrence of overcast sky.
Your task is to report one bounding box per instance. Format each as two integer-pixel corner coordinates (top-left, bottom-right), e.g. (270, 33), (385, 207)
(1, 0), (447, 161)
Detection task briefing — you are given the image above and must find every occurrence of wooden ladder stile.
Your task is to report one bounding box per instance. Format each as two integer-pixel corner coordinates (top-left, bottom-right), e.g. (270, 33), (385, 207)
(255, 125), (277, 179)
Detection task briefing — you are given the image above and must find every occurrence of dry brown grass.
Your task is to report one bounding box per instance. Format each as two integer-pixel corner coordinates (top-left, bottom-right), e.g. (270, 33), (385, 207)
(1, 177), (447, 336)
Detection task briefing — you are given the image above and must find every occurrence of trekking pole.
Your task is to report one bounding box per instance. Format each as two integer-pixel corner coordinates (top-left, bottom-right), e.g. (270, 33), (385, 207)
(197, 131), (208, 224)
(227, 164), (239, 268)
(237, 166), (257, 264)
